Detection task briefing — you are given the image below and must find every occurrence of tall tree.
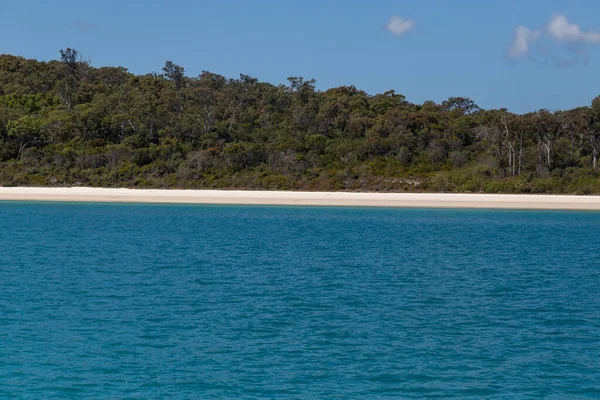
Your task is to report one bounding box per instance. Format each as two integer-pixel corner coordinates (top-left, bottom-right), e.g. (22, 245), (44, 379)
(162, 61), (185, 90)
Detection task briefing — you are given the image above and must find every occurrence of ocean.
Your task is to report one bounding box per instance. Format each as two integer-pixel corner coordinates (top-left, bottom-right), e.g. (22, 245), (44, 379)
(1, 202), (599, 398)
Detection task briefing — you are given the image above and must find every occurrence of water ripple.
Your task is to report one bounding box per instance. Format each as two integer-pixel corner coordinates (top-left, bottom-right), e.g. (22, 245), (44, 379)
(0, 204), (599, 398)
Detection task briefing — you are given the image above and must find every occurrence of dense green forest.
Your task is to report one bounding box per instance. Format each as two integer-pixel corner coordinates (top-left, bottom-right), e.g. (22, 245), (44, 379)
(1, 50), (600, 193)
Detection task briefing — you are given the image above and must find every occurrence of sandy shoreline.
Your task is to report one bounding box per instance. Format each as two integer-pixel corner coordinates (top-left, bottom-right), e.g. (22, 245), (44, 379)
(0, 187), (599, 210)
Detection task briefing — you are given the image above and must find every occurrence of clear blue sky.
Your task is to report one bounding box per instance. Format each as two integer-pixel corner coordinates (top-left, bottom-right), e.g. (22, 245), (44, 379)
(1, 0), (599, 113)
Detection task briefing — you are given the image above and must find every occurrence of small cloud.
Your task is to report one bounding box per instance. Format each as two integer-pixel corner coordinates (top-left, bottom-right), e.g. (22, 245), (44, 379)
(507, 14), (600, 66)
(507, 26), (540, 59)
(386, 16), (415, 37)
(546, 14), (600, 44)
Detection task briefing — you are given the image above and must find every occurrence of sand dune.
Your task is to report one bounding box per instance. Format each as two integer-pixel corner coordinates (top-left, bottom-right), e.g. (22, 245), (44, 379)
(0, 187), (600, 210)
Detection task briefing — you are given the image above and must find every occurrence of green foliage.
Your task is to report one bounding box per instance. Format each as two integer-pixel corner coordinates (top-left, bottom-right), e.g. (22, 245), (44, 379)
(0, 51), (599, 193)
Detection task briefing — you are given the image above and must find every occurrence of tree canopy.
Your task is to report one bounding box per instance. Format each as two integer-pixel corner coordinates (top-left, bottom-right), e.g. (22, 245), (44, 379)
(0, 50), (599, 193)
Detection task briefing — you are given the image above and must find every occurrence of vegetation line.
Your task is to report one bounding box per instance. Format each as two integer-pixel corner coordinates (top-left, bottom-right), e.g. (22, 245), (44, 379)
(1, 49), (599, 193)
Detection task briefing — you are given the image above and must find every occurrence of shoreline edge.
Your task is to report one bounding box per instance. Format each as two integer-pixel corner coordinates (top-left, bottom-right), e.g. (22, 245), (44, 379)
(1, 187), (600, 210)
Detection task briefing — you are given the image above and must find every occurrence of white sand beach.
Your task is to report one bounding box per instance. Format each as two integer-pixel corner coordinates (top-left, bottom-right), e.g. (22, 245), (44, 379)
(0, 187), (599, 210)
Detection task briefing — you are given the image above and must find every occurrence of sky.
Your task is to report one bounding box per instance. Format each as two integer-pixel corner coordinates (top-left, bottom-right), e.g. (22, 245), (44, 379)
(1, 0), (599, 113)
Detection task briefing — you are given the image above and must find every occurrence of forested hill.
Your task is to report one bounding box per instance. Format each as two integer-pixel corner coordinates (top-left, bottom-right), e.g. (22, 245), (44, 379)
(1, 50), (600, 193)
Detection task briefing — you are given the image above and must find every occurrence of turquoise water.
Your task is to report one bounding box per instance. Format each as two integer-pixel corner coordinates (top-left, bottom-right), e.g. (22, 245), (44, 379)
(1, 203), (599, 399)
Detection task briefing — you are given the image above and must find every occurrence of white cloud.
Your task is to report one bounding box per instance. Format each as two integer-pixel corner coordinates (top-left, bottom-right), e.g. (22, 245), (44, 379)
(507, 14), (600, 65)
(507, 26), (540, 59)
(386, 16), (415, 37)
(546, 14), (600, 44)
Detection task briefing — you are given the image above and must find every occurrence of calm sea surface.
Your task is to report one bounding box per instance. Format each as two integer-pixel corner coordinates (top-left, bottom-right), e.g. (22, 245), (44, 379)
(0, 202), (599, 399)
